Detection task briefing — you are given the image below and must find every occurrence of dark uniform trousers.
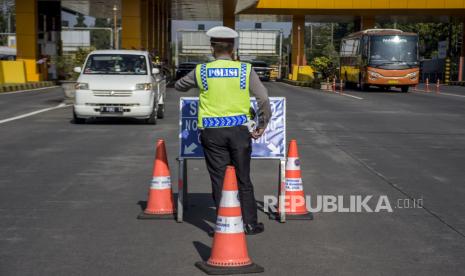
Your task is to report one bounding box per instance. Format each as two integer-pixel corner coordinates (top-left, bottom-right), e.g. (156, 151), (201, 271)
(200, 125), (258, 225)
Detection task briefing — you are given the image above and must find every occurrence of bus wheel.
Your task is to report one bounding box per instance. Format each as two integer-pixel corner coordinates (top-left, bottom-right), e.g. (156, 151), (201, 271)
(401, 86), (410, 93)
(346, 80), (354, 89)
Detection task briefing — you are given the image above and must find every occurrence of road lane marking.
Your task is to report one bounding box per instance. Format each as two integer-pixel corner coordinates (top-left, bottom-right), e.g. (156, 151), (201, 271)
(439, 92), (465, 98)
(412, 90), (433, 94)
(277, 82), (364, 99)
(0, 86), (60, 95)
(0, 103), (71, 125)
(413, 90), (465, 98)
(335, 92), (364, 100)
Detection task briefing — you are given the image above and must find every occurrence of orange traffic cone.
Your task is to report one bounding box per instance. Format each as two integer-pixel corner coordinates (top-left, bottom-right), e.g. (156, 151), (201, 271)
(196, 166), (264, 275)
(137, 139), (175, 219)
(271, 139), (313, 220)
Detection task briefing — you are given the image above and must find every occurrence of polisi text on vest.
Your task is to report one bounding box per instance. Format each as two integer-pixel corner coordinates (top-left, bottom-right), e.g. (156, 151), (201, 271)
(207, 68), (239, 78)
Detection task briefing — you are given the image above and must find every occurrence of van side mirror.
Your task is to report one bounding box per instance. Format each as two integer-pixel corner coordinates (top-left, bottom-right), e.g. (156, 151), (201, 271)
(74, 67), (82, 73)
(152, 68), (160, 75)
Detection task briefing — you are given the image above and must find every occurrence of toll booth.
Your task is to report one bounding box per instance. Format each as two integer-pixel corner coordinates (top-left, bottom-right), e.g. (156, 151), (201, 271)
(175, 29), (283, 80)
(238, 29), (283, 80)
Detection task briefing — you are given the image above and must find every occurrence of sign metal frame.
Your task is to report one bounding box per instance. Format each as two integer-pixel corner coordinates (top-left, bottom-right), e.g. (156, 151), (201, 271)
(177, 97), (287, 223)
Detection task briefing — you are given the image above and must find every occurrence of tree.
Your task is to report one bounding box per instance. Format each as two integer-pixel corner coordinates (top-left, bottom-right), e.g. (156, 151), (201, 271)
(311, 56), (337, 80)
(74, 14), (87, 27)
(0, 2), (15, 46)
(333, 22), (355, 53)
(304, 23), (354, 63)
(378, 22), (463, 60)
(54, 47), (94, 80)
(322, 43), (339, 65)
(91, 18), (111, 49)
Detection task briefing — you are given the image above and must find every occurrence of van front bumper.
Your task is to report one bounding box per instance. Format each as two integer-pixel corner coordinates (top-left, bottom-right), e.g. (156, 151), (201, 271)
(74, 89), (155, 118)
(74, 104), (153, 119)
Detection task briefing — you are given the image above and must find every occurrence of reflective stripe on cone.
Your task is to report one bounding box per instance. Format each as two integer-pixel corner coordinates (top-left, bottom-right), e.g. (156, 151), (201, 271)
(196, 166), (264, 272)
(140, 139), (176, 217)
(150, 176), (171, 190)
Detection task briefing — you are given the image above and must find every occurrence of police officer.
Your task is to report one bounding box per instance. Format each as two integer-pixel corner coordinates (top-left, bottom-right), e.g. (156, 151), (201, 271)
(175, 26), (271, 235)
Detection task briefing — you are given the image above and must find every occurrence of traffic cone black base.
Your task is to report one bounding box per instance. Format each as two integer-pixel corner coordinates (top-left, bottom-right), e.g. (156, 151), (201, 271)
(137, 212), (176, 220)
(195, 261), (264, 275)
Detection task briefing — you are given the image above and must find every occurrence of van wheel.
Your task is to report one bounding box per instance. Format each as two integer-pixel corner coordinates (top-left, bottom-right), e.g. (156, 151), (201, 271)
(157, 104), (165, 119)
(73, 110), (86, 124)
(146, 106), (157, 125)
(401, 86), (410, 93)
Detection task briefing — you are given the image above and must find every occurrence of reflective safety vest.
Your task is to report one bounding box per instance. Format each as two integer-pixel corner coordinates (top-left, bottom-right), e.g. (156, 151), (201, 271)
(195, 59), (252, 128)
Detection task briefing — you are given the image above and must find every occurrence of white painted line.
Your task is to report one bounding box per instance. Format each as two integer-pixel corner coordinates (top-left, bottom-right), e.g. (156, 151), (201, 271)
(336, 92), (364, 100)
(0, 103), (71, 125)
(0, 86), (60, 95)
(279, 81), (364, 99)
(412, 91), (429, 94)
(439, 92), (465, 98)
(413, 90), (465, 98)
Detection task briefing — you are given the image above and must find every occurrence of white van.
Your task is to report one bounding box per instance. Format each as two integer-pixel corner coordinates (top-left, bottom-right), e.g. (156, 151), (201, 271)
(73, 50), (166, 124)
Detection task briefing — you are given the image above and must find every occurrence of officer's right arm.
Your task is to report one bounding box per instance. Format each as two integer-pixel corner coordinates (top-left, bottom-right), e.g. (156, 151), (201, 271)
(249, 70), (272, 129)
(175, 69), (198, 92)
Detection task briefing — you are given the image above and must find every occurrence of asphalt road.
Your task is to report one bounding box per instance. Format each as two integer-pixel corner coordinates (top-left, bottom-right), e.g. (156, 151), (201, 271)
(0, 83), (464, 275)
(0, 87), (63, 120)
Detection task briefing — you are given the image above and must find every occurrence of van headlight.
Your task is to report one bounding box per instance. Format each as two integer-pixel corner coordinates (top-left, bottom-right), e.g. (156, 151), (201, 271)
(368, 71), (382, 80)
(75, 82), (89, 90)
(135, 83), (152, 90)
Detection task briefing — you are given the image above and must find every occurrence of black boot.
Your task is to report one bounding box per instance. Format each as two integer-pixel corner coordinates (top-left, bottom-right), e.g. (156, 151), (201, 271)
(244, 222), (264, 235)
(207, 226), (215, 237)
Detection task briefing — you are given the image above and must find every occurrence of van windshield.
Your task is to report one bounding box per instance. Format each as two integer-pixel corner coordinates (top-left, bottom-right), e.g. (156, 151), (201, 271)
(84, 54), (148, 75)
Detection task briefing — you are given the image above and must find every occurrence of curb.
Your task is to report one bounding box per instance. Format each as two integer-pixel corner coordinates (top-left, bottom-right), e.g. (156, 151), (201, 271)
(448, 81), (465, 86)
(282, 79), (314, 87)
(0, 81), (56, 93)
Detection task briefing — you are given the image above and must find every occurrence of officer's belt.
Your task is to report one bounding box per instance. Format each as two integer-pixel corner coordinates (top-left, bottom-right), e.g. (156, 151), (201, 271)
(202, 114), (247, 128)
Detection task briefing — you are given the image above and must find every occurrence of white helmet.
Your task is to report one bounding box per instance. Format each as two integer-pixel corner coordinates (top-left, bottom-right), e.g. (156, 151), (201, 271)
(206, 26), (238, 39)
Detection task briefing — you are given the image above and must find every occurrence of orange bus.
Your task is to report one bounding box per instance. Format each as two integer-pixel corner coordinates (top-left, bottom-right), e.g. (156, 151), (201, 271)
(340, 29), (419, 92)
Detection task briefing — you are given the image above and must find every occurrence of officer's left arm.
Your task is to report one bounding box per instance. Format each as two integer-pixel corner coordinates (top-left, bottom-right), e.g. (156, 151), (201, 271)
(249, 70), (272, 131)
(175, 69), (198, 92)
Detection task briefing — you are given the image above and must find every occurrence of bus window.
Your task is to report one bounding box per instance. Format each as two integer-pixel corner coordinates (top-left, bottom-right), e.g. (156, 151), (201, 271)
(340, 40), (347, 56)
(362, 36), (369, 58)
(369, 35), (418, 64)
(341, 39), (356, 57)
(353, 39), (360, 55)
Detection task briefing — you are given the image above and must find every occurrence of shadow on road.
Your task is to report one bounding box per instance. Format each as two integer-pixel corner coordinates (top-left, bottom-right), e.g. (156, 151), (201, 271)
(137, 193), (217, 235)
(69, 117), (153, 125)
(181, 193), (217, 235)
(193, 241), (211, 261)
(45, 98), (65, 104)
(137, 200), (148, 211)
(360, 87), (403, 93)
(256, 200), (269, 215)
(85, 117), (149, 125)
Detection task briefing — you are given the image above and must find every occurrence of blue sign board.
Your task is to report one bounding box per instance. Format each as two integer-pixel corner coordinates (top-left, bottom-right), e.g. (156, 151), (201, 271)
(179, 97), (286, 159)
